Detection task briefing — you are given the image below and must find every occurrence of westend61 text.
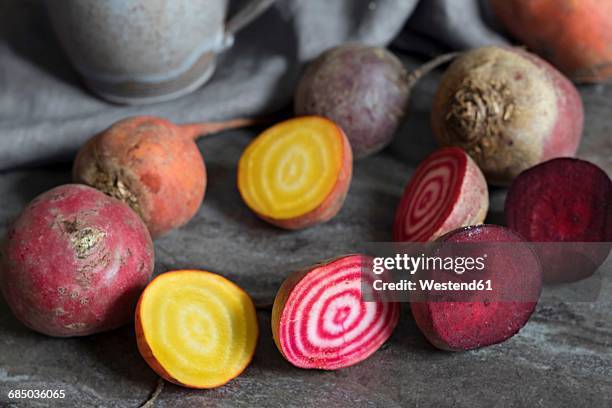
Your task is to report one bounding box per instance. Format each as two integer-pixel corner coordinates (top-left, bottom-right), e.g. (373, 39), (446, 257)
(373, 279), (493, 292)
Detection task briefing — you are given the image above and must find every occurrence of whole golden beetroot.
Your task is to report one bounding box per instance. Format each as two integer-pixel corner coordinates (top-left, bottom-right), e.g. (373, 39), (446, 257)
(491, 0), (612, 83)
(74, 116), (254, 237)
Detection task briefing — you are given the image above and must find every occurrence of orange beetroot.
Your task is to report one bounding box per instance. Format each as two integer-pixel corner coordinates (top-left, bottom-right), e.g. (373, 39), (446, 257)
(73, 115), (256, 237)
(491, 0), (612, 83)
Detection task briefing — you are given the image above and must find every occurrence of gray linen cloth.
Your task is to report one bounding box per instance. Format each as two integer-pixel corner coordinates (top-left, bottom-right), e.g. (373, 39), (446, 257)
(0, 0), (507, 170)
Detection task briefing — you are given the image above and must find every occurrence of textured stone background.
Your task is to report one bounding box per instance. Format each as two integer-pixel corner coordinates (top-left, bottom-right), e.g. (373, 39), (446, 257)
(0, 68), (611, 407)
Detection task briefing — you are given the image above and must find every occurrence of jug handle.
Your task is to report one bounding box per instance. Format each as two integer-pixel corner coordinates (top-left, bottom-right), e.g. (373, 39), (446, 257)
(221, 0), (276, 50)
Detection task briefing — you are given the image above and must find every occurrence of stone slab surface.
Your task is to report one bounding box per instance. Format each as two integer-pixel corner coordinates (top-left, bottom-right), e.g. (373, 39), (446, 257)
(0, 78), (611, 408)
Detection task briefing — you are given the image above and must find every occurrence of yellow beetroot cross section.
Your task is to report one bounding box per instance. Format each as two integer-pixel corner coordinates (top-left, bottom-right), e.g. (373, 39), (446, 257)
(138, 270), (258, 388)
(238, 117), (343, 219)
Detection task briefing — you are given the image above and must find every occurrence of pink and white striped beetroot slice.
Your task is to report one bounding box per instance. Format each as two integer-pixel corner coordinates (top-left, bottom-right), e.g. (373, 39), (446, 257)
(272, 255), (400, 370)
(393, 147), (488, 242)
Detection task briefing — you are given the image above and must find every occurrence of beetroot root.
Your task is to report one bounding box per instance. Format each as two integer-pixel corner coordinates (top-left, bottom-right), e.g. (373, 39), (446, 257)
(0, 184), (154, 337)
(431, 46), (583, 185)
(393, 147), (488, 242)
(295, 44), (410, 159)
(73, 115), (256, 238)
(411, 225), (542, 351)
(505, 158), (612, 283)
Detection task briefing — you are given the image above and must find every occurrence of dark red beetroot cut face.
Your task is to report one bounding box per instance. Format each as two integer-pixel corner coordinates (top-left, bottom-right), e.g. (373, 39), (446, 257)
(410, 225), (542, 351)
(275, 255), (400, 370)
(506, 158), (611, 241)
(394, 147), (467, 242)
(505, 158), (612, 282)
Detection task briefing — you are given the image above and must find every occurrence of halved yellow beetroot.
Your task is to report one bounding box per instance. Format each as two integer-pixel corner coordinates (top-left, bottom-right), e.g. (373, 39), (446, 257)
(237, 116), (352, 230)
(135, 270), (258, 389)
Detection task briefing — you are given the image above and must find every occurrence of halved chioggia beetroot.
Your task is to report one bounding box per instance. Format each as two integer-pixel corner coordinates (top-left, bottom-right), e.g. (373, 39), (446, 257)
(272, 255), (400, 370)
(411, 225), (542, 351)
(505, 157), (612, 283)
(393, 147), (488, 242)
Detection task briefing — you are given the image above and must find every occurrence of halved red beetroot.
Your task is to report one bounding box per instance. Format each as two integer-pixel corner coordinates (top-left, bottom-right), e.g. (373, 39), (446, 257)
(393, 147), (488, 242)
(411, 225), (542, 351)
(505, 157), (612, 283)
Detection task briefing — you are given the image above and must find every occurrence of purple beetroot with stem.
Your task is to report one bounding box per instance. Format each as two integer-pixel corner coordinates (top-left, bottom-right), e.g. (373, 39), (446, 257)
(295, 43), (457, 159)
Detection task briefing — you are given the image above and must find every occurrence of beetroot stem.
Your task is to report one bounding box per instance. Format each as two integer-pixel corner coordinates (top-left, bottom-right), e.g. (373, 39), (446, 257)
(406, 52), (461, 89)
(180, 117), (264, 140)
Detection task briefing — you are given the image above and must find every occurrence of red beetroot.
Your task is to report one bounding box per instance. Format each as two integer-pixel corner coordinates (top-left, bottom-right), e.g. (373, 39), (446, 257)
(272, 255), (400, 369)
(505, 158), (612, 283)
(431, 46), (583, 185)
(411, 225), (542, 351)
(0, 184), (154, 337)
(73, 115), (256, 238)
(394, 147), (488, 242)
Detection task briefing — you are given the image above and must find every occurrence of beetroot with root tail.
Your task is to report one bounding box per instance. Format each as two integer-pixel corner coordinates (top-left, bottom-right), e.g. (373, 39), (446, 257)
(394, 147), (488, 242)
(411, 225), (542, 351)
(505, 158), (612, 283)
(295, 44), (457, 159)
(431, 46), (584, 186)
(272, 255), (400, 370)
(73, 115), (257, 238)
(0, 184), (154, 337)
